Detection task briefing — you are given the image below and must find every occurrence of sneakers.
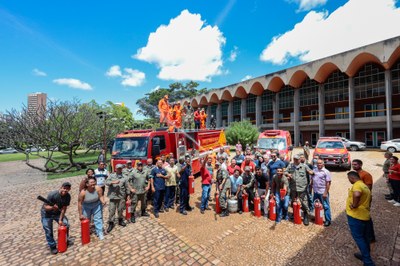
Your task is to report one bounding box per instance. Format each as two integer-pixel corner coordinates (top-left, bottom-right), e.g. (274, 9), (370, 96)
(200, 209), (205, 214)
(394, 202), (400, 207)
(50, 246), (58, 255)
(154, 212), (159, 218)
(98, 234), (104, 241)
(354, 252), (363, 261)
(324, 221), (331, 227)
(388, 199), (397, 204)
(180, 211), (188, 215)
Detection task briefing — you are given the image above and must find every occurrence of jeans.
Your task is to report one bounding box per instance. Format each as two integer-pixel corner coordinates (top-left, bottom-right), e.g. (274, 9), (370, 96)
(164, 186), (176, 209)
(179, 185), (189, 212)
(153, 189), (165, 214)
(313, 193), (331, 222)
(200, 184), (211, 210)
(82, 201), (103, 238)
(347, 215), (375, 266)
(41, 215), (69, 248)
(275, 193), (290, 221)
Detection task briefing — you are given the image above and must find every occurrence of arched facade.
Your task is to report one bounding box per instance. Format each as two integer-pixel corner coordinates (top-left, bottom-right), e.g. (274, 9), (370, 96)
(182, 36), (400, 147)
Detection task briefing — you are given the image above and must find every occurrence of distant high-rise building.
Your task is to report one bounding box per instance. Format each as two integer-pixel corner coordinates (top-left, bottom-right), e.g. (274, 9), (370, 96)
(28, 92), (47, 116)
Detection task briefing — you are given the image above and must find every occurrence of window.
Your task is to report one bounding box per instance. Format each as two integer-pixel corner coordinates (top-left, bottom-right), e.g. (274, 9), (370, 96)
(262, 90), (274, 112)
(324, 71), (349, 103)
(279, 86), (294, 110)
(210, 105), (217, 117)
(299, 78), (319, 107)
(364, 103), (385, 117)
(233, 99), (241, 116)
(310, 110), (319, 121)
(290, 112), (302, 122)
(335, 107), (349, 119)
(112, 137), (149, 158)
(153, 136), (166, 150)
(278, 113), (284, 123)
(246, 94), (256, 114)
(354, 63), (385, 99)
(336, 132), (350, 139)
(221, 102), (229, 117)
(392, 60), (400, 95)
(316, 141), (345, 149)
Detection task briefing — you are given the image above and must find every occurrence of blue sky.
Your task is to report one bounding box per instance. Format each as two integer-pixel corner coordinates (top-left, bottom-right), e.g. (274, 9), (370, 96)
(1, 0), (399, 118)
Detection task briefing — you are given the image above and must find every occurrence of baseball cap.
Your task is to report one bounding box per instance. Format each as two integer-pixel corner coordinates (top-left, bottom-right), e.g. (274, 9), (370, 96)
(137, 161), (143, 166)
(116, 164), (124, 169)
(215, 161), (221, 166)
(126, 160), (132, 164)
(244, 166), (251, 171)
(293, 155), (300, 160)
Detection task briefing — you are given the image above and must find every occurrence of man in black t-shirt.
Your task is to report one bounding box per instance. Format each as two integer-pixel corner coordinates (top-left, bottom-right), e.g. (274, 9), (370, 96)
(254, 166), (269, 214)
(40, 182), (72, 254)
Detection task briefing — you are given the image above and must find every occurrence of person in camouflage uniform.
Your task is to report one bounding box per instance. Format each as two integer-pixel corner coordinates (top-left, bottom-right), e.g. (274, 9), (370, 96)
(106, 164), (130, 233)
(215, 161), (231, 217)
(242, 166), (256, 211)
(183, 103), (193, 130)
(127, 162), (150, 223)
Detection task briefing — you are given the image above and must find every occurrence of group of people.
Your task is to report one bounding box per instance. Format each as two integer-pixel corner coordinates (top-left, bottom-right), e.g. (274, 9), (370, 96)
(158, 94), (216, 131)
(40, 142), (399, 265)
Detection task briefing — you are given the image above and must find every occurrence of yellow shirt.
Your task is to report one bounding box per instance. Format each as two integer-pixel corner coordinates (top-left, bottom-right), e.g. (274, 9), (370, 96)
(346, 180), (371, 221)
(165, 165), (178, 187)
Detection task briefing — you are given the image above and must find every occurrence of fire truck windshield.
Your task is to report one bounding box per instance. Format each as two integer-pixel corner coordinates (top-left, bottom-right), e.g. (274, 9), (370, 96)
(112, 137), (149, 158)
(258, 138), (286, 150)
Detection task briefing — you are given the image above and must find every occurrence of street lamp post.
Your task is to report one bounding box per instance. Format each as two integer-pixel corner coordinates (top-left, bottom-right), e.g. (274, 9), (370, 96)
(96, 111), (108, 163)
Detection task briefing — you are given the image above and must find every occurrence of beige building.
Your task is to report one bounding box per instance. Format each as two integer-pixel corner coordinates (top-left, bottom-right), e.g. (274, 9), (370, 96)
(182, 36), (400, 148)
(28, 92), (47, 116)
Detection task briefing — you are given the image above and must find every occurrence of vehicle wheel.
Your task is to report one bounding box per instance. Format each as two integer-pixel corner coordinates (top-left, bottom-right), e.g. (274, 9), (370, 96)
(388, 147), (397, 153)
(350, 145), (359, 151)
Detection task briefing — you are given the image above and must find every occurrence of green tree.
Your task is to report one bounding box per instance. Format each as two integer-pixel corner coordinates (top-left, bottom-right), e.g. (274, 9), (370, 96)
(136, 81), (208, 119)
(225, 121), (259, 148)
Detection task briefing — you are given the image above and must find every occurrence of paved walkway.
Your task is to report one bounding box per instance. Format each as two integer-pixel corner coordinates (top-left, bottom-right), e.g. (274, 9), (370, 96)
(0, 150), (399, 265)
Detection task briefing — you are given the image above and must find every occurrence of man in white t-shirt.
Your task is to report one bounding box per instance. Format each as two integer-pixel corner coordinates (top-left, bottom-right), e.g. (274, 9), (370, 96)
(94, 162), (109, 194)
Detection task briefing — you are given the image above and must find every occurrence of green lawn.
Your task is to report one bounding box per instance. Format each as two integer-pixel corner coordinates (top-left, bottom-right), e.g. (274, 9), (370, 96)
(0, 151), (101, 179)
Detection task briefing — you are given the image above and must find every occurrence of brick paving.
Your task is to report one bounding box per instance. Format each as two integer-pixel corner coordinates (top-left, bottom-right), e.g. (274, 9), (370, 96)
(0, 150), (399, 265)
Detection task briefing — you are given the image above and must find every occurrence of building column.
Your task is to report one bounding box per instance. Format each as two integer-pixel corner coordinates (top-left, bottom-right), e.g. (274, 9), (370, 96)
(241, 98), (247, 121)
(227, 101), (233, 125)
(216, 103), (222, 128)
(385, 69), (393, 140)
(318, 84), (325, 137)
(293, 89), (300, 146)
(273, 93), (279, 129)
(348, 77), (355, 140)
(206, 106), (211, 128)
(256, 95), (262, 127)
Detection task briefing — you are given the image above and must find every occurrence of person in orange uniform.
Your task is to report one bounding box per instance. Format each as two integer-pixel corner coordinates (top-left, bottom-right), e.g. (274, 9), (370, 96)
(200, 108), (207, 129)
(167, 104), (177, 132)
(193, 108), (201, 130)
(158, 95), (169, 127)
(174, 102), (183, 129)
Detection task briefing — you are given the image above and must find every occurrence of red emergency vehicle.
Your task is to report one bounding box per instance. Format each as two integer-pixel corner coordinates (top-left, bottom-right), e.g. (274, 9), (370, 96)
(257, 130), (293, 161)
(110, 129), (228, 174)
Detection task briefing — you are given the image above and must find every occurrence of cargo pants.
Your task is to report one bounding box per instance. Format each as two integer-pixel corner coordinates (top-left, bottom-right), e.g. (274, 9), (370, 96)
(108, 199), (124, 223)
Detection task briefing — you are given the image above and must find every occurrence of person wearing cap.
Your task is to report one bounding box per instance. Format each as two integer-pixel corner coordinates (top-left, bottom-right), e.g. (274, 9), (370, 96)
(242, 166), (256, 210)
(150, 160), (170, 218)
(106, 164), (130, 232)
(122, 160), (135, 179)
(215, 160), (231, 217)
(40, 182), (72, 254)
(127, 161), (150, 223)
(158, 94), (169, 127)
(285, 154), (314, 226)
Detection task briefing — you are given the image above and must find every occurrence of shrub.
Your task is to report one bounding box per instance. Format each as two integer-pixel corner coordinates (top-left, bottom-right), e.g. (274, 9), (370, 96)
(225, 121), (259, 148)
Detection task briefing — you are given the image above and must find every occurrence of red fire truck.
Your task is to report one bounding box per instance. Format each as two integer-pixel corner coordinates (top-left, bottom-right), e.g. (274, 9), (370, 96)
(110, 129), (228, 175)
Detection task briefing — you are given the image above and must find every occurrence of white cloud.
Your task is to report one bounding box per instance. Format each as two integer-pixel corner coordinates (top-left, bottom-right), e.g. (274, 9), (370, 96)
(241, 75), (253, 81)
(106, 65), (145, 87)
(105, 65), (122, 77)
(121, 68), (145, 87)
(134, 9), (226, 81)
(228, 46), (238, 62)
(53, 78), (92, 91)
(290, 0), (327, 12)
(260, 0), (400, 65)
(32, 68), (47, 77)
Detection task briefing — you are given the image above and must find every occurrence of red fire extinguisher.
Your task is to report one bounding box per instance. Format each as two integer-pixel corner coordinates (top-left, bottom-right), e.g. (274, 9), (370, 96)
(314, 199), (323, 226)
(189, 175), (195, 194)
(269, 197), (276, 221)
(254, 196), (261, 218)
(126, 201), (131, 220)
(58, 225), (68, 253)
(81, 218), (90, 245)
(242, 193), (249, 212)
(293, 199), (302, 225)
(215, 193), (221, 214)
